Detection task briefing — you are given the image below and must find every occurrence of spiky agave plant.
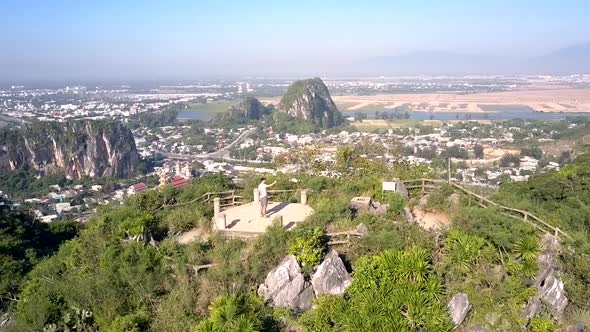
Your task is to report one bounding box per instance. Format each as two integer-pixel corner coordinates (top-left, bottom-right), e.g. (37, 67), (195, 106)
(445, 230), (485, 274)
(226, 315), (257, 332)
(340, 248), (452, 331)
(422, 278), (445, 302)
(196, 294), (266, 332)
(513, 236), (540, 263)
(383, 247), (431, 283)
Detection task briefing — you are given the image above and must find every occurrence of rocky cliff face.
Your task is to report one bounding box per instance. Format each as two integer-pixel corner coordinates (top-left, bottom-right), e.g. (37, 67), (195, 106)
(277, 77), (343, 128)
(234, 97), (271, 120)
(0, 120), (139, 179)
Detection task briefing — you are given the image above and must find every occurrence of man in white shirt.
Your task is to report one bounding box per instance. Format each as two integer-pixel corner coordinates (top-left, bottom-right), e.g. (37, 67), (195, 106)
(258, 177), (276, 217)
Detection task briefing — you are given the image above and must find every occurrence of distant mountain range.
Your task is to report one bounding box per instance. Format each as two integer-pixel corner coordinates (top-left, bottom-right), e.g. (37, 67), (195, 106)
(358, 43), (590, 75)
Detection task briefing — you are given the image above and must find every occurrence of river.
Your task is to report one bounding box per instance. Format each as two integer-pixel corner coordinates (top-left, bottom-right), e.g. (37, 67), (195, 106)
(177, 107), (590, 123)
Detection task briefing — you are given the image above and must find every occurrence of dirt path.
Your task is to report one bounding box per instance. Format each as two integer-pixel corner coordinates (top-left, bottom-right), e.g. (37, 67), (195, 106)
(176, 228), (207, 244)
(412, 208), (451, 231)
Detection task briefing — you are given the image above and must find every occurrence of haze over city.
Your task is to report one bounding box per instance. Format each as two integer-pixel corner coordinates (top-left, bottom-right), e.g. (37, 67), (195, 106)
(2, 0), (590, 81)
(3, 2), (590, 332)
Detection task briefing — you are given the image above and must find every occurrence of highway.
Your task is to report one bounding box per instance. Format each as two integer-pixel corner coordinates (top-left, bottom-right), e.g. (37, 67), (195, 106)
(157, 127), (259, 162)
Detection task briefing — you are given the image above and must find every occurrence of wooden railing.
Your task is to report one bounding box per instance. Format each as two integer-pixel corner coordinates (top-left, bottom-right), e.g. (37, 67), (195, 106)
(402, 178), (572, 240)
(152, 190), (242, 213)
(199, 190), (243, 207)
(154, 188), (307, 214)
(267, 189), (298, 201)
(327, 229), (366, 246)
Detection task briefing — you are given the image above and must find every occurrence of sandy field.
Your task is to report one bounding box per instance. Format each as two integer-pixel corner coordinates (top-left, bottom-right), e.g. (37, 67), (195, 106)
(350, 119), (445, 130)
(412, 208), (451, 231)
(332, 88), (590, 113)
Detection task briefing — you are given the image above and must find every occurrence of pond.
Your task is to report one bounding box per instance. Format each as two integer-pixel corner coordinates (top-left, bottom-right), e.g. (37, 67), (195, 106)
(176, 112), (211, 121)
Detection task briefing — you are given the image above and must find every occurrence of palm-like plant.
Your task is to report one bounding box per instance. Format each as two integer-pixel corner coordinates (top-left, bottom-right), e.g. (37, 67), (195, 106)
(226, 315), (257, 332)
(422, 278), (445, 301)
(333, 248), (453, 332)
(445, 230), (485, 273)
(383, 247), (431, 283)
(196, 294), (270, 332)
(513, 236), (540, 263)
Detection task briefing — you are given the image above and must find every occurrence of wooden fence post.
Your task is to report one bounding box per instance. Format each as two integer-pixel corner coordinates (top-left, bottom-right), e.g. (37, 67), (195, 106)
(253, 188), (259, 203)
(214, 198), (220, 216)
(301, 190), (308, 205)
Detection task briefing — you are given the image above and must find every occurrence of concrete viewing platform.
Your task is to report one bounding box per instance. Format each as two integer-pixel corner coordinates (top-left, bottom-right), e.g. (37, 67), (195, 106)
(213, 189), (314, 236)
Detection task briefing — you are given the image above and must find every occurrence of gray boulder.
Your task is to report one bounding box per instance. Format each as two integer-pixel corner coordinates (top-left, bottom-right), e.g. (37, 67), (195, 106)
(467, 325), (488, 332)
(404, 209), (415, 223)
(418, 194), (430, 210)
(393, 179), (409, 198)
(567, 322), (587, 332)
(257, 255), (313, 312)
(311, 250), (352, 296)
(522, 297), (543, 322)
(350, 196), (372, 213)
(448, 293), (472, 327)
(355, 223), (369, 236)
(350, 197), (387, 215)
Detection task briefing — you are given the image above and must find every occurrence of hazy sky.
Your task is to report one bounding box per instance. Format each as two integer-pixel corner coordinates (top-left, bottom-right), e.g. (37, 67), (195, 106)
(1, 0), (589, 80)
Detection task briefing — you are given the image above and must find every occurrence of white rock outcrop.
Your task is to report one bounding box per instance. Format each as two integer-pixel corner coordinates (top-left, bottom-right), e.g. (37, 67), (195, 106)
(311, 250), (352, 296)
(257, 255), (313, 312)
(259, 251), (353, 311)
(522, 234), (569, 322)
(448, 293), (472, 327)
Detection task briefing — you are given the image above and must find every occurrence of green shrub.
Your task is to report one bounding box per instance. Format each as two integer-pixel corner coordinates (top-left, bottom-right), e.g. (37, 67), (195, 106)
(306, 194), (351, 227)
(247, 222), (290, 283)
(374, 191), (404, 216)
(299, 295), (346, 332)
(452, 207), (535, 249)
(287, 226), (326, 269)
(305, 247), (453, 331)
(163, 206), (207, 233)
(426, 184), (455, 212)
(561, 244), (590, 308)
(195, 294), (281, 332)
(346, 219), (435, 263)
(528, 316), (558, 332)
(109, 310), (150, 332)
(443, 230), (486, 274)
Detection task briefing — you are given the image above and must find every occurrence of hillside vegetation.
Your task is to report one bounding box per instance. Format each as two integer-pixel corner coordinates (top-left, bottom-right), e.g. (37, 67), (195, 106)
(2, 152), (590, 331)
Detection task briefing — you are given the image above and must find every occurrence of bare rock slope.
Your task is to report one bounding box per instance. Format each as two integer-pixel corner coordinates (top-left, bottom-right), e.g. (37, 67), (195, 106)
(277, 77), (343, 128)
(0, 120), (139, 179)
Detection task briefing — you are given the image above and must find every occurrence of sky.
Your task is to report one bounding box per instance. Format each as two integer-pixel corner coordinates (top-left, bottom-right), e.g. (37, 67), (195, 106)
(1, 0), (589, 81)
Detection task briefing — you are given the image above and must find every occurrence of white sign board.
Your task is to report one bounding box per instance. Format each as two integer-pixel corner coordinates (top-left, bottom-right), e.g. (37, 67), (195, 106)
(382, 181), (397, 192)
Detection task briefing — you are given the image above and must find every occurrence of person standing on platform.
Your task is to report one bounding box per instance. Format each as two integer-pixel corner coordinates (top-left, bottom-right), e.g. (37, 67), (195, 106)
(258, 177), (276, 217)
